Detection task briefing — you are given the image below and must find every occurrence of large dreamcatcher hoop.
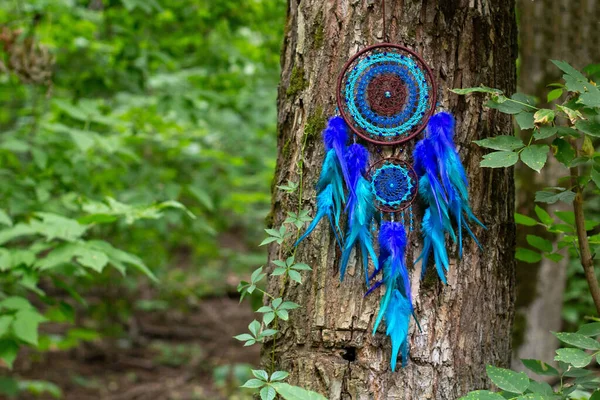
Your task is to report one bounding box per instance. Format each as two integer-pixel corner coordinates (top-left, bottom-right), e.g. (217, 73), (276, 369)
(336, 44), (437, 146)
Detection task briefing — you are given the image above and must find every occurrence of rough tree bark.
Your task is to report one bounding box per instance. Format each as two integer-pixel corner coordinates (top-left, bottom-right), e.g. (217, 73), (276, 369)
(512, 0), (600, 375)
(264, 1), (517, 399)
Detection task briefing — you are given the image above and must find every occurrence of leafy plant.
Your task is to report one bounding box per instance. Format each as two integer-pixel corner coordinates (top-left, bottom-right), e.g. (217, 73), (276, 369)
(235, 131), (326, 399)
(460, 323), (600, 399)
(453, 60), (600, 315)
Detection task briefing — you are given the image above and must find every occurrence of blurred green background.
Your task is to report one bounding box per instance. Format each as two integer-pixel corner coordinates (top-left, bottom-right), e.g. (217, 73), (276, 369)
(0, 0), (285, 398)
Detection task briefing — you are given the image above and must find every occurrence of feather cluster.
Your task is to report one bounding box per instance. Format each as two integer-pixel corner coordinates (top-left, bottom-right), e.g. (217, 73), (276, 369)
(369, 221), (412, 371)
(340, 143), (378, 285)
(413, 112), (485, 283)
(295, 116), (349, 247)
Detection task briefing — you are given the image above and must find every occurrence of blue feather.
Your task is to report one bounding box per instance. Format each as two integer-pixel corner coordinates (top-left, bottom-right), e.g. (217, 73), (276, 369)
(340, 171), (377, 285)
(295, 117), (349, 248)
(369, 221), (412, 370)
(413, 112), (485, 282)
(386, 290), (412, 371)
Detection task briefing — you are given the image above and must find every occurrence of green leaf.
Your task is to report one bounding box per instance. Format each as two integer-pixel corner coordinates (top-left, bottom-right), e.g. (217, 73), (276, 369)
(577, 322), (600, 337)
(248, 320), (261, 337)
(534, 126), (558, 140)
(259, 329), (278, 338)
(187, 186), (214, 211)
(0, 339), (18, 369)
(292, 263), (311, 271)
(279, 302), (300, 310)
(450, 86), (503, 95)
(288, 270), (302, 283)
(591, 168), (600, 189)
(533, 109), (555, 125)
(526, 380), (554, 396)
(480, 151), (519, 168)
(473, 136), (525, 151)
(544, 253), (563, 262)
(516, 113), (535, 130)
(526, 235), (553, 253)
(515, 248), (542, 263)
(520, 145), (548, 172)
(554, 348), (592, 368)
(234, 334), (254, 342)
(580, 90), (600, 107)
(485, 365), (529, 394)
(252, 370), (269, 381)
(513, 394), (552, 400)
(241, 379), (266, 389)
(12, 309), (46, 346)
(547, 88), (563, 102)
(591, 390), (600, 400)
(551, 138), (575, 167)
(458, 391), (505, 400)
(0, 210), (12, 227)
(553, 332), (600, 350)
(270, 383), (327, 400)
(263, 312), (275, 326)
(276, 309), (289, 321)
(18, 380), (62, 399)
(520, 359), (559, 376)
(0, 297), (33, 311)
(515, 213), (537, 227)
(260, 386), (276, 400)
(259, 237), (278, 246)
(535, 190), (575, 204)
(551, 60), (588, 82)
(0, 316), (14, 337)
(270, 371), (289, 381)
(251, 267), (264, 283)
(534, 206), (553, 225)
(87, 241), (157, 282)
(554, 211), (575, 225)
(576, 119), (600, 137)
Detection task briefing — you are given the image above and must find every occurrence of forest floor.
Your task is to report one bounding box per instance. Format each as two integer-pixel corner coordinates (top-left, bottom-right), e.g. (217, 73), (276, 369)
(13, 296), (258, 400)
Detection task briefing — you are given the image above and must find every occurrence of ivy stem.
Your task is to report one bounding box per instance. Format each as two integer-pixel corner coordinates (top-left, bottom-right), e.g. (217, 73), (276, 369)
(570, 161), (600, 315)
(269, 130), (309, 374)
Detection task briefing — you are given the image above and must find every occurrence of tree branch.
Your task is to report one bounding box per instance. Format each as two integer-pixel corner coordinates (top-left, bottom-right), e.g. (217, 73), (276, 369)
(570, 165), (600, 315)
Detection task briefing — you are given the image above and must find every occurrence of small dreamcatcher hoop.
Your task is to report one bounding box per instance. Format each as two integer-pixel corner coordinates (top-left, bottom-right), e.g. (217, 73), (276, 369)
(336, 44), (437, 146)
(368, 158), (418, 212)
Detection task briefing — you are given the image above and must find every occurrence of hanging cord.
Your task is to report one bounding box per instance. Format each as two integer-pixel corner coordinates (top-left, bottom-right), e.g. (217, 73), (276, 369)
(382, 0), (388, 42)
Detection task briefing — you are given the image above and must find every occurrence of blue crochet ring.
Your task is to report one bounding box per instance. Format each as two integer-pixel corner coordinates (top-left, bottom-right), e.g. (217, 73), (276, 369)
(336, 44), (436, 145)
(369, 159), (418, 212)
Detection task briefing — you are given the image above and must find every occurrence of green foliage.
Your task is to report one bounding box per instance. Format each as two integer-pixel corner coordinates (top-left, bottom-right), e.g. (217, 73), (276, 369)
(234, 142), (327, 397)
(0, 0), (286, 393)
(455, 60), (600, 329)
(241, 369), (326, 400)
(460, 324), (600, 399)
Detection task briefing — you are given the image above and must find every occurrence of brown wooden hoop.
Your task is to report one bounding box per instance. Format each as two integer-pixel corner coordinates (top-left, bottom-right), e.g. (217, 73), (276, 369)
(336, 43), (437, 146)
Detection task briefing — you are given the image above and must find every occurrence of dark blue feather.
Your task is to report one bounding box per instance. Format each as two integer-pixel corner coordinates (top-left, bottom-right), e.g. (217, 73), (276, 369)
(413, 112), (485, 282)
(323, 116), (351, 189)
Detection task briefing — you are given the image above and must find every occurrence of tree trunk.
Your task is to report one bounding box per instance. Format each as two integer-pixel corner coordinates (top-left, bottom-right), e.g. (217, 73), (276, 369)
(265, 1), (517, 399)
(512, 0), (599, 376)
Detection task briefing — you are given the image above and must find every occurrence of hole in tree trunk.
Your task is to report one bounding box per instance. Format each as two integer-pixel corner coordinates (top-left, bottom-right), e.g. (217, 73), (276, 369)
(341, 346), (356, 362)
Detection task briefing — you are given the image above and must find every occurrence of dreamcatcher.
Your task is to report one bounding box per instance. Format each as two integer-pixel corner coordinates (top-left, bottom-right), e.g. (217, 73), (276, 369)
(295, 1), (484, 371)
